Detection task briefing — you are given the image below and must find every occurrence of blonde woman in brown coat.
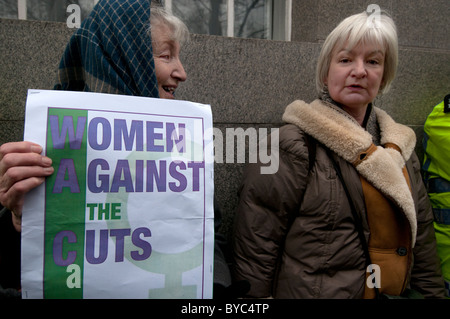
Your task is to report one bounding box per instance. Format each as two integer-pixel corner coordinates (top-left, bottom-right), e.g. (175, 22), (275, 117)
(232, 9), (446, 299)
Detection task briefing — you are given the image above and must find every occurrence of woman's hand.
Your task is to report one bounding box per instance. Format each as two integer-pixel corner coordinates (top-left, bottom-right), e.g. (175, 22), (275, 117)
(0, 141), (54, 232)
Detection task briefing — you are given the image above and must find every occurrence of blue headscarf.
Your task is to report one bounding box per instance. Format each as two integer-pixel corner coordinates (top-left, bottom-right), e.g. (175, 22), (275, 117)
(54, 0), (159, 98)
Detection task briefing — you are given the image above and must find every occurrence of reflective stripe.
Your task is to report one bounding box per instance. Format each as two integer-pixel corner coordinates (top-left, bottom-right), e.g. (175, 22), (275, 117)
(433, 208), (450, 225)
(427, 177), (450, 194)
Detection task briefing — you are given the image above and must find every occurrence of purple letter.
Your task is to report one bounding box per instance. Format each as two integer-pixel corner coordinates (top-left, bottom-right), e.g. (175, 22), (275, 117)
(85, 229), (108, 264)
(169, 161), (187, 192)
(88, 117), (111, 150)
(110, 160), (134, 193)
(53, 159), (80, 193)
(131, 227), (152, 261)
(146, 160), (166, 192)
(166, 123), (185, 153)
(110, 229), (131, 262)
(53, 230), (77, 266)
(135, 160), (144, 192)
(114, 119), (144, 151)
(146, 121), (164, 152)
(87, 159), (110, 193)
(188, 161), (204, 191)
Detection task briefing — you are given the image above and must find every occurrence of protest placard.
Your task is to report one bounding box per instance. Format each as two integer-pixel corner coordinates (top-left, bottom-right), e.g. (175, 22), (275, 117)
(21, 90), (214, 299)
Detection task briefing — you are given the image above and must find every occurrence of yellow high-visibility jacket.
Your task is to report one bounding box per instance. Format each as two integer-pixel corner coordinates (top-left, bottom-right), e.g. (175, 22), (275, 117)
(423, 94), (450, 297)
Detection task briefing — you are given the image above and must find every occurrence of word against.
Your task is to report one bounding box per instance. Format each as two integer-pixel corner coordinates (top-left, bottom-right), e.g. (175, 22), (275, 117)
(181, 303), (269, 317)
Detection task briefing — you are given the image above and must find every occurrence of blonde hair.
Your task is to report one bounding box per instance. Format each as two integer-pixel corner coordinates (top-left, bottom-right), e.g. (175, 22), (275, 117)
(316, 10), (398, 95)
(149, 4), (190, 47)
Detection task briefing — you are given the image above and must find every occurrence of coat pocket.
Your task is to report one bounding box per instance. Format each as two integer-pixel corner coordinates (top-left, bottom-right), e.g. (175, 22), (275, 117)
(366, 247), (409, 296)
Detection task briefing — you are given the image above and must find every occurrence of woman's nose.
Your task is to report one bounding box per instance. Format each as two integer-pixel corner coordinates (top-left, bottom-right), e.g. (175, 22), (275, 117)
(352, 59), (367, 78)
(172, 59), (187, 82)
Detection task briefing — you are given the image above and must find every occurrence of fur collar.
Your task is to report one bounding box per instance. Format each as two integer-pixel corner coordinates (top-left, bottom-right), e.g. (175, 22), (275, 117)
(282, 99), (418, 246)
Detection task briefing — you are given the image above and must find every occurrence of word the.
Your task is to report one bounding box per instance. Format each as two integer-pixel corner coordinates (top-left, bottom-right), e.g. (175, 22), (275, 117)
(86, 202), (122, 220)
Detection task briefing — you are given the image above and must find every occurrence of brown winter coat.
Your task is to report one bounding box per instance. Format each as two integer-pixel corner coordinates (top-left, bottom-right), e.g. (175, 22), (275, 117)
(232, 99), (446, 298)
